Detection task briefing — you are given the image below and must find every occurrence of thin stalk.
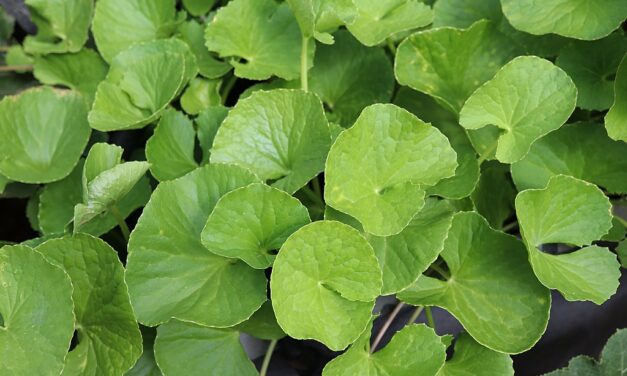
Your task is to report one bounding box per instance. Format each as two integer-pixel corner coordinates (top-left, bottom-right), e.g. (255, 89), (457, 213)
(260, 339), (278, 376)
(425, 307), (436, 330)
(311, 176), (322, 198)
(429, 263), (450, 280)
(301, 186), (324, 206)
(301, 36), (309, 91)
(406, 306), (424, 326)
(615, 215), (627, 229)
(220, 74), (237, 105)
(477, 140), (499, 164)
(370, 302), (404, 353)
(110, 205), (130, 242)
(386, 39), (397, 55)
(0, 65), (33, 72)
(502, 220), (519, 232)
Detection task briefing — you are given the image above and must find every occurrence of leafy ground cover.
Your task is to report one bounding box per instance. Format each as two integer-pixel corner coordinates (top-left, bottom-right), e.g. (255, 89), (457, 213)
(0, 0), (626, 375)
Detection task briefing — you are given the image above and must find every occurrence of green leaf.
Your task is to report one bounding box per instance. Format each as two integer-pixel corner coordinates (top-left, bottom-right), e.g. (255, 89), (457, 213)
(398, 212), (550, 354)
(126, 327), (162, 376)
(176, 20), (231, 79)
(154, 320), (257, 376)
(92, 0), (185, 62)
(182, 0), (216, 16)
(0, 245), (75, 375)
(0, 8), (14, 45)
(617, 240), (627, 268)
(5, 45), (33, 70)
(202, 183), (311, 269)
(126, 164), (266, 327)
(556, 34), (627, 111)
(180, 77), (222, 115)
(322, 322), (446, 376)
(470, 162), (516, 229)
(437, 333), (513, 376)
(83, 143), (123, 192)
(287, 0), (356, 43)
(234, 301), (285, 340)
(33, 48), (108, 105)
(211, 89), (331, 194)
(511, 123), (627, 194)
(36, 234), (142, 375)
(146, 109), (198, 181)
(347, 0), (433, 47)
(395, 20), (521, 113)
(501, 0), (627, 40)
(0, 87), (90, 183)
(325, 103), (457, 236)
(309, 30), (394, 126)
(271, 221), (382, 350)
(195, 105), (229, 164)
(205, 0), (309, 80)
(23, 0), (93, 53)
(460, 56), (577, 163)
(89, 39), (196, 131)
(606, 54), (627, 142)
(603, 217), (626, 242)
(546, 356), (599, 376)
(515, 175), (619, 304)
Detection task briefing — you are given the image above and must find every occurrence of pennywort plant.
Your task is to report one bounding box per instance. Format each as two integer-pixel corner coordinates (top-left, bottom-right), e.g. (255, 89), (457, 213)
(0, 0), (626, 375)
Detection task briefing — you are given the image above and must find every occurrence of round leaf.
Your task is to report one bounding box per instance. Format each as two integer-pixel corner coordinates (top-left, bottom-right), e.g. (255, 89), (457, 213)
(201, 183), (311, 269)
(325, 103), (457, 236)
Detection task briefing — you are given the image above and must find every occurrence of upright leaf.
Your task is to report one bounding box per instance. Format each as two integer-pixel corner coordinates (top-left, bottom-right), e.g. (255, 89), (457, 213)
(606, 55), (627, 142)
(470, 162), (516, 229)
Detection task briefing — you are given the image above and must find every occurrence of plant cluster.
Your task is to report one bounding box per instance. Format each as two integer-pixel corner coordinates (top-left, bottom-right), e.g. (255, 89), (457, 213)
(0, 0), (626, 375)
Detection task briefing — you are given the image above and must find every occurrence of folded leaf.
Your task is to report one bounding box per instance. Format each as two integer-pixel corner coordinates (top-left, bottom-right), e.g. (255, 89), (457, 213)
(606, 55), (627, 142)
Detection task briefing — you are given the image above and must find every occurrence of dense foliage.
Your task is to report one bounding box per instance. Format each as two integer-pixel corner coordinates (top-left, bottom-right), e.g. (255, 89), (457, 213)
(0, 0), (626, 375)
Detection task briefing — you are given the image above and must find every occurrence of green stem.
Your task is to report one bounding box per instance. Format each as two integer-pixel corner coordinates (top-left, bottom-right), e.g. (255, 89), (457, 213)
(260, 339), (278, 376)
(406, 306), (424, 326)
(0, 65), (33, 72)
(429, 263), (450, 280)
(110, 206), (130, 242)
(615, 215), (627, 229)
(301, 36), (309, 91)
(386, 38), (397, 55)
(301, 186), (324, 206)
(477, 140), (499, 164)
(371, 302), (404, 353)
(501, 220), (519, 232)
(425, 307), (436, 330)
(311, 176), (322, 198)
(220, 74), (237, 105)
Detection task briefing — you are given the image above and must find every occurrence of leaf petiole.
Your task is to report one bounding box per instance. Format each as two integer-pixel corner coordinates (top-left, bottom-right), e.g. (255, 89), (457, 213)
(260, 339), (278, 376)
(0, 65), (33, 72)
(429, 263), (450, 280)
(110, 205), (130, 242)
(477, 140), (499, 164)
(425, 307), (436, 330)
(406, 306), (424, 326)
(370, 301), (404, 353)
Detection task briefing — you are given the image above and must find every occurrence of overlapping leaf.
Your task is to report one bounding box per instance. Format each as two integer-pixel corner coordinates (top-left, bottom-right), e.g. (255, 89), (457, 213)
(287, 0), (356, 44)
(606, 55), (627, 142)
(234, 301), (285, 340)
(437, 333), (513, 376)
(177, 20), (230, 79)
(196, 106), (229, 163)
(180, 77), (222, 115)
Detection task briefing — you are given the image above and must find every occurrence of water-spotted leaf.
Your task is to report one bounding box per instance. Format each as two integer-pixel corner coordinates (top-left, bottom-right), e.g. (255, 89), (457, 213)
(92, 0), (185, 62)
(511, 123), (627, 194)
(271, 221), (382, 350)
(395, 20), (521, 114)
(398, 212), (550, 354)
(460, 56), (577, 163)
(211, 89), (331, 194)
(515, 175), (619, 304)
(154, 320), (257, 376)
(325, 103), (457, 236)
(606, 55), (627, 142)
(347, 0), (433, 47)
(125, 164), (266, 327)
(36, 235), (142, 375)
(0, 245), (75, 375)
(177, 20), (230, 79)
(0, 87), (90, 184)
(437, 333), (513, 376)
(202, 183), (310, 269)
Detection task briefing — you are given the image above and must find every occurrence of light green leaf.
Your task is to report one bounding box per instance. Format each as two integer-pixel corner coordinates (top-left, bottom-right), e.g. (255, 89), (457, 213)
(205, 0), (309, 80)
(556, 34), (627, 111)
(89, 39), (196, 131)
(146, 109), (198, 181)
(606, 54), (627, 142)
(501, 0), (627, 40)
(125, 327), (162, 376)
(395, 20), (521, 113)
(515, 175), (619, 304)
(177, 20), (231, 79)
(36, 235), (142, 375)
(5, 45), (33, 70)
(234, 301), (285, 340)
(180, 77), (222, 115)
(271, 221), (382, 350)
(92, 0), (185, 62)
(83, 143), (123, 193)
(182, 0), (216, 16)
(471, 162), (516, 229)
(154, 320), (257, 376)
(347, 0), (433, 46)
(287, 0), (356, 43)
(0, 245), (75, 376)
(0, 87), (90, 183)
(126, 164), (266, 327)
(398, 212), (550, 354)
(322, 322), (446, 376)
(195, 105), (229, 164)
(325, 103), (457, 236)
(23, 0), (93, 53)
(211, 89), (331, 194)
(511, 123), (627, 194)
(437, 333), (513, 376)
(460, 56), (577, 163)
(309, 30), (394, 126)
(546, 356), (599, 376)
(202, 183), (311, 269)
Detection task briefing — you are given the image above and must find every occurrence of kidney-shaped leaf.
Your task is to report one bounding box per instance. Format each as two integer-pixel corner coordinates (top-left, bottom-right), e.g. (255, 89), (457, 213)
(211, 89), (331, 194)
(126, 164), (266, 327)
(36, 235), (142, 375)
(398, 212), (551, 354)
(325, 103), (457, 236)
(202, 183), (311, 269)
(437, 333), (513, 376)
(515, 175), (619, 304)
(271, 221), (382, 351)
(154, 320), (257, 376)
(0, 87), (90, 184)
(0, 245), (75, 376)
(606, 55), (627, 142)
(460, 56), (577, 163)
